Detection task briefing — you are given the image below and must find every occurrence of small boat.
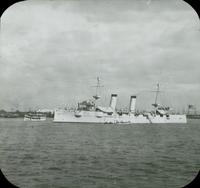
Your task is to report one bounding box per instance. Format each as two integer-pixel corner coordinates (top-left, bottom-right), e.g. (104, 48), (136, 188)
(24, 113), (46, 121)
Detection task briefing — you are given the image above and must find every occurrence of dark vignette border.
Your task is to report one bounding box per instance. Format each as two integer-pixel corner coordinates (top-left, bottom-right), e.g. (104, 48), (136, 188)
(183, 0), (200, 19)
(0, 169), (19, 187)
(0, 0), (200, 187)
(0, 0), (25, 17)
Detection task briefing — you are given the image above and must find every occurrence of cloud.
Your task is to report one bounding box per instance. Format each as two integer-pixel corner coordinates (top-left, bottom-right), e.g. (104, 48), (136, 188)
(0, 0), (199, 111)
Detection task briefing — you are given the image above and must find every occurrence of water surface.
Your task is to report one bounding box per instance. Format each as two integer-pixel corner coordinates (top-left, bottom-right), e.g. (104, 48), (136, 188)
(0, 118), (199, 188)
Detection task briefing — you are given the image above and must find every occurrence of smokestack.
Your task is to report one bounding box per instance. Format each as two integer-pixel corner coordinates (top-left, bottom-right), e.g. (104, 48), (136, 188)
(129, 95), (136, 113)
(110, 94), (117, 111)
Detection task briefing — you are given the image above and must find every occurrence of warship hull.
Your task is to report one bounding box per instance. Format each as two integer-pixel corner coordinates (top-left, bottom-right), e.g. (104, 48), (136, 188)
(54, 110), (187, 124)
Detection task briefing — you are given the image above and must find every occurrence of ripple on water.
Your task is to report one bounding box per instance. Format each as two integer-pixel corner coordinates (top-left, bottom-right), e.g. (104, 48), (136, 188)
(0, 119), (200, 188)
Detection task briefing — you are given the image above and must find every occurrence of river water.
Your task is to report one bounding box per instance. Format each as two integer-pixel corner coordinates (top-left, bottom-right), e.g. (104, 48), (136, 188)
(0, 118), (199, 188)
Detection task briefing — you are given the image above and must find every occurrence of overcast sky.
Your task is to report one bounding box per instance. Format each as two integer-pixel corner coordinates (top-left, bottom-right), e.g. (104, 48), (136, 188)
(0, 0), (200, 111)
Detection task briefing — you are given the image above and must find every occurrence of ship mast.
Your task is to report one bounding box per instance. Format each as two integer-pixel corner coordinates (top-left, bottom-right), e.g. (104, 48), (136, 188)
(154, 83), (160, 105)
(152, 83), (161, 108)
(92, 77), (103, 100)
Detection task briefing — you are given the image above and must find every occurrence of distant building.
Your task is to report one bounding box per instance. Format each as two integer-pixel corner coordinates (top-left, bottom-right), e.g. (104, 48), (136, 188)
(36, 109), (54, 114)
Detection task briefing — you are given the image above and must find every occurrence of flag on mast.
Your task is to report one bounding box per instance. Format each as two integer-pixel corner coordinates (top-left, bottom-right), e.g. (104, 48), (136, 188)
(188, 104), (195, 109)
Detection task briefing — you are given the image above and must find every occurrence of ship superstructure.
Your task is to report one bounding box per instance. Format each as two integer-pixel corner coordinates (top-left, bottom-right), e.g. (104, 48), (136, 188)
(53, 79), (187, 124)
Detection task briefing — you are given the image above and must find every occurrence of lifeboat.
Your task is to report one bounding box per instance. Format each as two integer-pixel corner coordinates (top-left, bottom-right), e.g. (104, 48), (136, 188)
(74, 111), (82, 118)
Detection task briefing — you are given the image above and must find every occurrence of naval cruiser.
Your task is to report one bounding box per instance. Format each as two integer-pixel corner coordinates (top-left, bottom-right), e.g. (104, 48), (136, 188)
(53, 79), (187, 124)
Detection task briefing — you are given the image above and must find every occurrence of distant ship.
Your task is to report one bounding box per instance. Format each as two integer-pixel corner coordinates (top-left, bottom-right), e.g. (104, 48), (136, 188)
(24, 113), (46, 121)
(186, 105), (200, 119)
(53, 78), (187, 124)
(187, 114), (200, 119)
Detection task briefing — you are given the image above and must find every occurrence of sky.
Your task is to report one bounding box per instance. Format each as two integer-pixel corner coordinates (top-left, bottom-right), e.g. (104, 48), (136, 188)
(0, 0), (200, 112)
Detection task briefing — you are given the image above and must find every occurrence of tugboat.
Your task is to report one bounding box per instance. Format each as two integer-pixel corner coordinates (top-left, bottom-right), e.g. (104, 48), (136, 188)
(53, 78), (187, 124)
